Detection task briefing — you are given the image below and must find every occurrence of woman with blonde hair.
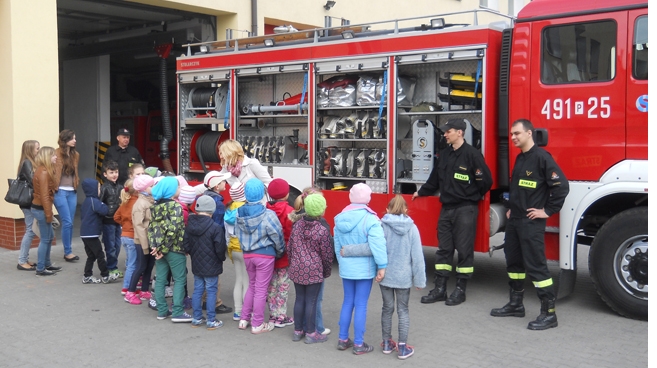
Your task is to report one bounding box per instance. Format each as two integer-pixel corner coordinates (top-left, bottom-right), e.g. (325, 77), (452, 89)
(16, 140), (40, 271)
(217, 139), (272, 189)
(31, 146), (62, 276)
(53, 129), (80, 262)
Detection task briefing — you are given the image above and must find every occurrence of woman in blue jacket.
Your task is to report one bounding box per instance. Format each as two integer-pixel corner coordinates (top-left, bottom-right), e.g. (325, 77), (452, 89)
(334, 183), (387, 355)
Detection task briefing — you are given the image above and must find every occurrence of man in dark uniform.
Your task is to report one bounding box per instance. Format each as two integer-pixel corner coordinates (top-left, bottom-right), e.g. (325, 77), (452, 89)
(103, 128), (144, 186)
(413, 118), (492, 306)
(490, 119), (569, 330)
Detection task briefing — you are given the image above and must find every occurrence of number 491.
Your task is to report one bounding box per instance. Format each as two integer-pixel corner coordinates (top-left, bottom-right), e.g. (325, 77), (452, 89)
(541, 97), (610, 120)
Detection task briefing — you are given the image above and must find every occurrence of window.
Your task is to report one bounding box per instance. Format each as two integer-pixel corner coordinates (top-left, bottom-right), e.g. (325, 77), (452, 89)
(480, 0), (498, 11)
(541, 21), (617, 84)
(508, 0), (525, 17)
(633, 16), (648, 80)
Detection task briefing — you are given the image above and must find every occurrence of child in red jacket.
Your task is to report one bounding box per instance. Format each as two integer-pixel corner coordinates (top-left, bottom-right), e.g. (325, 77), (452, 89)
(265, 178), (295, 327)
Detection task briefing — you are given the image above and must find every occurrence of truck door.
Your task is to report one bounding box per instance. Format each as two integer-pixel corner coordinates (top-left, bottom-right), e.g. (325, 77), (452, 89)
(625, 11), (648, 159)
(530, 12), (628, 181)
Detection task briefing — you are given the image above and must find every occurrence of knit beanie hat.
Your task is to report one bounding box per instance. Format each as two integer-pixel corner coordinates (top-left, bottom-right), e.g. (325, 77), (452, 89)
(144, 167), (161, 178)
(195, 195), (216, 214)
(304, 194), (327, 217)
(244, 178), (265, 203)
(133, 174), (154, 192)
(349, 183), (372, 204)
(267, 178), (289, 200)
(229, 183), (247, 202)
(175, 175), (189, 188)
(151, 176), (178, 201)
(204, 171), (231, 189)
(178, 185), (196, 204)
(193, 183), (206, 196)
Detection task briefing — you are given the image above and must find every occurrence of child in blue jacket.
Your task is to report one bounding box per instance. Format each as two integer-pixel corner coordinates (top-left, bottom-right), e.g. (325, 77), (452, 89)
(333, 183), (387, 355)
(80, 178), (118, 284)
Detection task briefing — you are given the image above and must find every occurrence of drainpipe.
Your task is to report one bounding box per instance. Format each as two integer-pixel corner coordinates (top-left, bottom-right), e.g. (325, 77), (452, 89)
(251, 0), (258, 36)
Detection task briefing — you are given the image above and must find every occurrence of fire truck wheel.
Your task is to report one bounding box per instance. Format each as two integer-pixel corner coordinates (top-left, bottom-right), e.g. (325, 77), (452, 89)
(589, 207), (648, 320)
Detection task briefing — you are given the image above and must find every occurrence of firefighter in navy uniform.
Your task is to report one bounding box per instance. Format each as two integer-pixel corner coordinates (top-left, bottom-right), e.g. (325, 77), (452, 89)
(413, 118), (492, 306)
(491, 119), (569, 330)
(103, 128), (144, 186)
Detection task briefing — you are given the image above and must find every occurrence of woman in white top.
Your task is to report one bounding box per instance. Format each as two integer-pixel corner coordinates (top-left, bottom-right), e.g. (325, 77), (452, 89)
(218, 139), (273, 190)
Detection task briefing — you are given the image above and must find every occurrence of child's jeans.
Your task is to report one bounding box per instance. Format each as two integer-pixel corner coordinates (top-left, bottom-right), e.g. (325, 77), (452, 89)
(267, 267), (291, 319)
(193, 275), (219, 322)
(303, 281), (326, 333)
(154, 252), (187, 317)
(380, 285), (411, 343)
(242, 255), (275, 327)
(338, 278), (374, 346)
(293, 282), (321, 333)
(102, 223), (121, 270)
(121, 237), (137, 289)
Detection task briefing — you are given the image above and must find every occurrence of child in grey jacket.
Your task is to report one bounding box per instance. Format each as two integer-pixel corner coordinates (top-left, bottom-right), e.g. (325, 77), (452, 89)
(341, 195), (425, 359)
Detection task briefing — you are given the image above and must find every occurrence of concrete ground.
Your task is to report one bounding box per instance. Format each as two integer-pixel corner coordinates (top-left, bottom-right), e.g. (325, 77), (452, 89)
(0, 215), (648, 368)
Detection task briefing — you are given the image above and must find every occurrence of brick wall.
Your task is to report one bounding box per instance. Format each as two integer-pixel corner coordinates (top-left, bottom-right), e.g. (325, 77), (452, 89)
(0, 216), (51, 250)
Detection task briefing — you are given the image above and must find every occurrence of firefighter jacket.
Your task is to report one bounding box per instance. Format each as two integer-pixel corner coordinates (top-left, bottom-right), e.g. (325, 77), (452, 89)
(103, 145), (143, 186)
(417, 142), (493, 209)
(508, 145), (569, 219)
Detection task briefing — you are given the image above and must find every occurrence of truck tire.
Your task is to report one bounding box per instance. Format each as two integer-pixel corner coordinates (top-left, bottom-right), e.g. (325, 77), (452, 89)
(589, 207), (648, 320)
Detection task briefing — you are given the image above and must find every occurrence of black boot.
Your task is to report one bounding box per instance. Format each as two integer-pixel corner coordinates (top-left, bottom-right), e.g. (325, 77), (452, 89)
(420, 276), (447, 304)
(490, 288), (525, 317)
(527, 298), (558, 330)
(445, 279), (467, 306)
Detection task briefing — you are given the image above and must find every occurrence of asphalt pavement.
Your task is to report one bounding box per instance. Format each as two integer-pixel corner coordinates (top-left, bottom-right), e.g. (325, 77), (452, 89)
(0, 217), (648, 368)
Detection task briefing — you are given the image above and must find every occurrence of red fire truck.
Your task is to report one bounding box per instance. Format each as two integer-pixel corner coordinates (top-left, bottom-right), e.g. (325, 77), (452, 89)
(175, 0), (648, 319)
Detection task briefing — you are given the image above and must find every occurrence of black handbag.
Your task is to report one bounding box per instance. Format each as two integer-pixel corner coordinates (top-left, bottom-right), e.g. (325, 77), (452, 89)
(5, 177), (33, 207)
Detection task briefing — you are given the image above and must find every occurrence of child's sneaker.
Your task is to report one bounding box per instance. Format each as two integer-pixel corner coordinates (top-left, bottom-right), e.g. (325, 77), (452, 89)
(232, 312), (241, 321)
(171, 312), (193, 323)
(207, 320), (223, 330)
(337, 338), (354, 351)
(101, 274), (119, 284)
(397, 343), (415, 360)
(164, 286), (173, 298)
(238, 320), (249, 330)
(321, 328), (332, 335)
(115, 270), (124, 278)
(274, 316), (294, 328)
(156, 310), (172, 320)
(124, 292), (142, 305)
(381, 339), (397, 354)
(251, 321), (274, 334)
(183, 296), (193, 310)
(121, 288), (128, 295)
(353, 342), (374, 355)
(82, 276), (101, 284)
(140, 291), (152, 301)
(305, 331), (329, 344)
(191, 317), (207, 327)
(292, 330), (305, 342)
(148, 298), (157, 310)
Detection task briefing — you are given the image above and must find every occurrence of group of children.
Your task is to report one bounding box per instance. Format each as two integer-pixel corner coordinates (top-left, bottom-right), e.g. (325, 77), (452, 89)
(80, 161), (426, 359)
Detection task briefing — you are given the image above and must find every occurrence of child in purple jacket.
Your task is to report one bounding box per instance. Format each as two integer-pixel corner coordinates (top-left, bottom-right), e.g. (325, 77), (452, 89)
(287, 194), (334, 344)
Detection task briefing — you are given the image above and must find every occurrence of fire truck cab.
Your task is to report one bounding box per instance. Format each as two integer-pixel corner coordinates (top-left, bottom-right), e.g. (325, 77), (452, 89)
(175, 0), (647, 319)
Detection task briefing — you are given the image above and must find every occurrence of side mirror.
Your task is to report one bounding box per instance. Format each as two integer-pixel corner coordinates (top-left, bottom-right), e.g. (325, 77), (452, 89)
(534, 128), (548, 147)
